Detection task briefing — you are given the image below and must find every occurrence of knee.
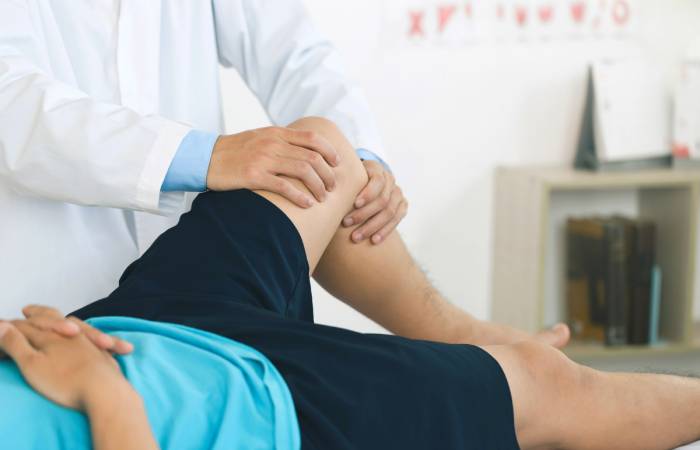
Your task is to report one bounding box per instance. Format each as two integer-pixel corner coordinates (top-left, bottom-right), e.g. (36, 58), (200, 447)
(289, 116), (342, 141)
(289, 116), (368, 195)
(289, 116), (357, 165)
(489, 341), (594, 448)
(510, 341), (586, 396)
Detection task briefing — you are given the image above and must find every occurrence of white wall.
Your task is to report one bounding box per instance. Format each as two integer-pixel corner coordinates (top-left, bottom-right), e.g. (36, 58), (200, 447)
(219, 0), (700, 333)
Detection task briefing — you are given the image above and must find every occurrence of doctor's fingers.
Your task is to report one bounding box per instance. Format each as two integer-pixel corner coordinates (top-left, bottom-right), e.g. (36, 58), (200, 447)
(353, 161), (389, 209)
(352, 185), (404, 244)
(373, 199), (408, 245)
(273, 157), (327, 202)
(283, 128), (340, 167)
(344, 168), (394, 229)
(282, 145), (337, 192)
(258, 174), (316, 209)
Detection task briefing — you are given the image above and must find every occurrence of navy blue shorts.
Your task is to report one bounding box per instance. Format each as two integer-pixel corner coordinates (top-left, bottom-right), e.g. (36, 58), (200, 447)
(72, 190), (519, 450)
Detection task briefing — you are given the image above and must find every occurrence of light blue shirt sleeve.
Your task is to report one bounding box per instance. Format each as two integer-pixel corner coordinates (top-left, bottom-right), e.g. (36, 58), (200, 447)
(162, 134), (388, 192)
(161, 130), (219, 192)
(356, 148), (391, 173)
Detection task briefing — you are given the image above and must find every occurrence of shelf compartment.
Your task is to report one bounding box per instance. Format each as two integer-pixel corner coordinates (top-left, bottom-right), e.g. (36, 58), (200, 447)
(492, 167), (700, 359)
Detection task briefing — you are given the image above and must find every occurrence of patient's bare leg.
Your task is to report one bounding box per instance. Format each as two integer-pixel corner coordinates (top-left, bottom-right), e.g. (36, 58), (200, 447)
(484, 340), (700, 450)
(314, 216), (569, 346)
(258, 117), (567, 346)
(258, 118), (700, 449)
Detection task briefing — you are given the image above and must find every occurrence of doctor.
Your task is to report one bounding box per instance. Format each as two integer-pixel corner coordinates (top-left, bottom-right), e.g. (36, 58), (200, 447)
(0, 0), (407, 316)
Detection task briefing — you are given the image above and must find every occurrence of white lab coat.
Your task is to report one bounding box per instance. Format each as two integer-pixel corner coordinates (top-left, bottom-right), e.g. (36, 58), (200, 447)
(0, 0), (384, 317)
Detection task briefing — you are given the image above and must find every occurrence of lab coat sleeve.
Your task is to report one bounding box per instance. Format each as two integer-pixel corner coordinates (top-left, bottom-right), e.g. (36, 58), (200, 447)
(213, 0), (387, 160)
(0, 1), (191, 214)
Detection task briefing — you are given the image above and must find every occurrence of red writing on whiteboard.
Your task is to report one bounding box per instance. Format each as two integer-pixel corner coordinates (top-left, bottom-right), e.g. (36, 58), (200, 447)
(612, 0), (630, 25)
(401, 0), (634, 42)
(538, 4), (554, 23)
(438, 4), (458, 33)
(515, 5), (528, 27)
(571, 2), (586, 23)
(408, 10), (425, 37)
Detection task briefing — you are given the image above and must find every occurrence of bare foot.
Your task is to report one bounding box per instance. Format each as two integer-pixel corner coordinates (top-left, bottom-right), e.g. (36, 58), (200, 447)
(534, 323), (571, 349)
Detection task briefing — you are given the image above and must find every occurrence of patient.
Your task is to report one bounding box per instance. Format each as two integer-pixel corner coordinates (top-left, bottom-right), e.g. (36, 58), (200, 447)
(2, 117), (700, 450)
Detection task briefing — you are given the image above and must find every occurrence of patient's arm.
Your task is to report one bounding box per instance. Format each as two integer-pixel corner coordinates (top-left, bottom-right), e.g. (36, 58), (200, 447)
(0, 320), (157, 450)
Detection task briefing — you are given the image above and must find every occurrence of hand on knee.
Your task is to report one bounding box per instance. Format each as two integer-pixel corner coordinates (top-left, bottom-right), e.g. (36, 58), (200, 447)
(290, 118), (409, 246)
(207, 121), (342, 207)
(288, 117), (368, 198)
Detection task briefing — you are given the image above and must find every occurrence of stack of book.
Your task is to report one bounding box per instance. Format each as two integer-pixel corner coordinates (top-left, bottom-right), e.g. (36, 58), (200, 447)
(566, 217), (662, 347)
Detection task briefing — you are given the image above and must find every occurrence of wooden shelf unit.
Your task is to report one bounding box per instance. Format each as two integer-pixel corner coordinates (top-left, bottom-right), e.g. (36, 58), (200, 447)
(491, 167), (700, 359)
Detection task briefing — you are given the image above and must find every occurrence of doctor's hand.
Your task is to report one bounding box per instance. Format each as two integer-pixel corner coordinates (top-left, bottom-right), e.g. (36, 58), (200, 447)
(0, 305), (133, 359)
(343, 160), (408, 245)
(207, 127), (340, 208)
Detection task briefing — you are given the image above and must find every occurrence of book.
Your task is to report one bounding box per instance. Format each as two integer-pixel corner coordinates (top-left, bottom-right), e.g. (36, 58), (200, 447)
(603, 219), (629, 346)
(649, 265), (662, 345)
(566, 216), (656, 347)
(566, 218), (607, 343)
(627, 222), (656, 345)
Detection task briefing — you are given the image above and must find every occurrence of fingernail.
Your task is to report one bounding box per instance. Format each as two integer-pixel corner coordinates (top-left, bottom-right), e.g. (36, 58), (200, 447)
(372, 234), (382, 244)
(0, 322), (8, 338)
(120, 341), (134, 353)
(343, 217), (354, 226)
(306, 198), (314, 207)
(355, 199), (365, 208)
(64, 321), (80, 333)
(335, 154), (341, 165)
(353, 232), (363, 241)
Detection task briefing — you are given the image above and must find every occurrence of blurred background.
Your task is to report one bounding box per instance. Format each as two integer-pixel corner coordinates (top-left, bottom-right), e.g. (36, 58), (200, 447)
(220, 0), (700, 343)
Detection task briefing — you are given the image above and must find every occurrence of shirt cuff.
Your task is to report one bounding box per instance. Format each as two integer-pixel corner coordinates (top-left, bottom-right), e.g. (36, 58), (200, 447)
(161, 130), (218, 192)
(356, 148), (391, 173)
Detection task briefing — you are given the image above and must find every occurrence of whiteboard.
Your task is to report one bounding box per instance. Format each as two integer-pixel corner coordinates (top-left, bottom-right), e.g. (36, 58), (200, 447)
(592, 58), (672, 162)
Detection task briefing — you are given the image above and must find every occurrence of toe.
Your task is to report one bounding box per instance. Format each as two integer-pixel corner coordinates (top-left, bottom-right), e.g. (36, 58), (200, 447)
(535, 323), (571, 349)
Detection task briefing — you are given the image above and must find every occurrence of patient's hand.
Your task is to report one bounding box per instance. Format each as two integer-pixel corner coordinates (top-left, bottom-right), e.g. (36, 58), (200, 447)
(0, 319), (131, 411)
(0, 319), (159, 450)
(3, 305), (133, 356)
